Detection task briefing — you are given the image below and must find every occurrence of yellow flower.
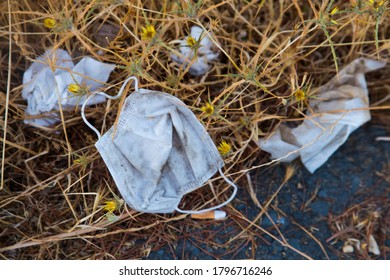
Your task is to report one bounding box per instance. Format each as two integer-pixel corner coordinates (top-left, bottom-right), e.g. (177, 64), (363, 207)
(329, 7), (339, 24)
(68, 83), (80, 94)
(218, 141), (232, 156)
(294, 89), (306, 101)
(368, 0), (385, 10)
(186, 36), (197, 47)
(141, 25), (156, 41)
(200, 102), (214, 116)
(74, 153), (89, 170)
(43, 18), (56, 29)
(104, 201), (118, 213)
(68, 83), (87, 96)
(330, 7), (339, 15)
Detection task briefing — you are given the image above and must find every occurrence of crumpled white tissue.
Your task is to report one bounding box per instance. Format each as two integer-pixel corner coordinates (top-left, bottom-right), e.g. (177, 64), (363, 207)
(22, 48), (115, 127)
(171, 26), (219, 76)
(258, 58), (386, 173)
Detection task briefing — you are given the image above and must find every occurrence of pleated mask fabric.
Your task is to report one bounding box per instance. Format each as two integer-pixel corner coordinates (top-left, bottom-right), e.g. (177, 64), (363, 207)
(82, 76), (237, 214)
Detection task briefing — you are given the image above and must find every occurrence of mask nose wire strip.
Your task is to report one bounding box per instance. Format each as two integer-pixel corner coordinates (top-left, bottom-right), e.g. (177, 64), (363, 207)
(175, 168), (238, 214)
(81, 76), (139, 140)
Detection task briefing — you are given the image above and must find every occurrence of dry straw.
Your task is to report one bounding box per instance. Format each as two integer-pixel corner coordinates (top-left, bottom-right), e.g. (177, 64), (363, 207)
(0, 0), (389, 259)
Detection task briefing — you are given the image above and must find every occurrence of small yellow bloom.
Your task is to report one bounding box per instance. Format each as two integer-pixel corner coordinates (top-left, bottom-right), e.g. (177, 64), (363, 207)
(328, 7), (339, 24)
(74, 153), (89, 170)
(218, 141), (232, 156)
(368, 0), (385, 10)
(141, 25), (156, 41)
(68, 83), (80, 94)
(200, 102), (214, 116)
(330, 7), (339, 15)
(43, 18), (56, 29)
(68, 83), (87, 96)
(186, 36), (197, 47)
(104, 201), (118, 213)
(294, 89), (306, 101)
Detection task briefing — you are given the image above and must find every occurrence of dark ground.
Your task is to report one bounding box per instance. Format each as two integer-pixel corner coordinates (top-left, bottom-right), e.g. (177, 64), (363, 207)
(146, 122), (390, 260)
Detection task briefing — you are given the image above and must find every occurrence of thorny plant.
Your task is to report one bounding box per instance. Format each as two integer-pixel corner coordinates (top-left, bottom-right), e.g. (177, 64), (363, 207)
(0, 0), (389, 260)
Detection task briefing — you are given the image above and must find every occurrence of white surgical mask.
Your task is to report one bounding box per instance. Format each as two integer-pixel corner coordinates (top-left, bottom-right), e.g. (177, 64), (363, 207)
(81, 76), (237, 214)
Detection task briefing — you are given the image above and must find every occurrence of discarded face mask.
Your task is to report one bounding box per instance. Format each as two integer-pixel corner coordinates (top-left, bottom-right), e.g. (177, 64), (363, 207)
(22, 48), (115, 127)
(258, 58), (386, 173)
(81, 76), (237, 214)
(171, 26), (219, 76)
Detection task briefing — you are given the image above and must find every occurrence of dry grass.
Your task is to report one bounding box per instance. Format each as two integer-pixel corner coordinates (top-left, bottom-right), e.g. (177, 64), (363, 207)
(0, 0), (389, 259)
(327, 197), (390, 259)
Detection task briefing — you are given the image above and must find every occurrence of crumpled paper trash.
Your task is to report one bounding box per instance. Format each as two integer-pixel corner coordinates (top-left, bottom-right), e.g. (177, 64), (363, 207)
(171, 26), (219, 76)
(22, 48), (115, 127)
(258, 58), (386, 173)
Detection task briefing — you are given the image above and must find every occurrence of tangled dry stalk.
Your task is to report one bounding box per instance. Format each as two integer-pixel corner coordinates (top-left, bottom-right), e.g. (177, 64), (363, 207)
(0, 0), (389, 259)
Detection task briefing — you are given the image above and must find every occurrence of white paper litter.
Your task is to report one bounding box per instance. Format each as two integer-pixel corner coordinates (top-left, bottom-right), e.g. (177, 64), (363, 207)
(342, 243), (354, 254)
(171, 26), (219, 76)
(22, 48), (115, 127)
(368, 234), (380, 255)
(258, 58), (386, 173)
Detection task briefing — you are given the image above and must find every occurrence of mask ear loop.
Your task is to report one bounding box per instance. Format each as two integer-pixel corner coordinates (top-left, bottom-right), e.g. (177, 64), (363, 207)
(175, 168), (238, 215)
(81, 76), (139, 139)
